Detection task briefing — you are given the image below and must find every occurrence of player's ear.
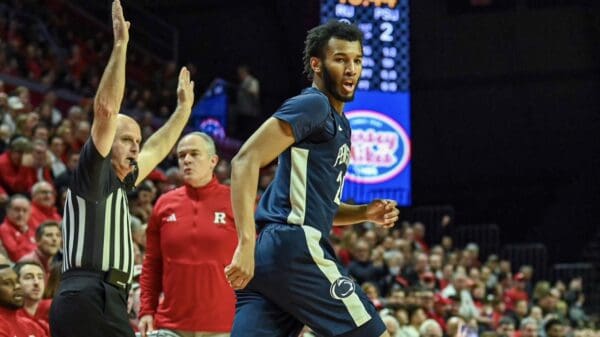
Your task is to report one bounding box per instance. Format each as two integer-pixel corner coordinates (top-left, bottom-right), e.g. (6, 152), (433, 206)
(311, 57), (322, 74)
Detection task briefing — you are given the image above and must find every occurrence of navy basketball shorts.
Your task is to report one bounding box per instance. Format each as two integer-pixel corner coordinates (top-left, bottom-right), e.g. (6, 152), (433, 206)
(231, 223), (386, 337)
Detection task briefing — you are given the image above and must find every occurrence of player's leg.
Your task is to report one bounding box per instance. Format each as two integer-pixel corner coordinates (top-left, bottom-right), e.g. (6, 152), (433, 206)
(275, 225), (387, 337)
(231, 289), (303, 337)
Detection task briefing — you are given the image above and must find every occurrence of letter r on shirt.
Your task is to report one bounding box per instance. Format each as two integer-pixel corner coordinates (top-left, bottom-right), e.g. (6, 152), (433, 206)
(214, 212), (226, 224)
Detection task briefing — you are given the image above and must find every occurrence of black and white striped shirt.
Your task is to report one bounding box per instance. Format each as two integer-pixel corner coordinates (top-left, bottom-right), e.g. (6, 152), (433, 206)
(61, 139), (136, 283)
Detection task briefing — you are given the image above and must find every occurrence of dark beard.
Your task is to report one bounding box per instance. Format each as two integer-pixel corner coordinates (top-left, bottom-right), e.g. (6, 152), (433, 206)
(3, 301), (22, 310)
(322, 63), (356, 103)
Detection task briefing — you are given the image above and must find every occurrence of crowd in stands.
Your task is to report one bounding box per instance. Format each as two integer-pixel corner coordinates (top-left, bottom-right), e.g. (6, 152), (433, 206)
(0, 1), (598, 337)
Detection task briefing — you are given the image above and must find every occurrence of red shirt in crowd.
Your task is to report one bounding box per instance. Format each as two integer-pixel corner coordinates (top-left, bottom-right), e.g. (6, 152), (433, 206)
(0, 219), (37, 261)
(28, 201), (62, 230)
(16, 299), (52, 337)
(0, 152), (38, 195)
(0, 306), (47, 337)
(140, 177), (238, 332)
(503, 287), (528, 311)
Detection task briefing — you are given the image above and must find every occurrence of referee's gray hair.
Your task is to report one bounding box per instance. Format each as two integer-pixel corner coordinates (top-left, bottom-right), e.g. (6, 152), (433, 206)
(180, 131), (217, 156)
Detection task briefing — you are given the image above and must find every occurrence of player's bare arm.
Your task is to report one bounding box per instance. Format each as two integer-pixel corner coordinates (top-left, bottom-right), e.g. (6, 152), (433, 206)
(225, 117), (295, 290)
(333, 199), (399, 228)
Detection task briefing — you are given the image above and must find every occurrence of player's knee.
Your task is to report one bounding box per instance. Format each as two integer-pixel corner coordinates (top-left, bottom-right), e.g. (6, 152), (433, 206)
(378, 331), (391, 337)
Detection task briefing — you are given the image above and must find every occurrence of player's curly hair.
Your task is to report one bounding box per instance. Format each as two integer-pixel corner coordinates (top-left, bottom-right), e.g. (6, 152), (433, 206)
(303, 20), (363, 80)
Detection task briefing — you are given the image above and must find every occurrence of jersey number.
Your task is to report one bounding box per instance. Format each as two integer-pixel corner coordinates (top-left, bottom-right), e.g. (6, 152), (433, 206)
(334, 171), (345, 205)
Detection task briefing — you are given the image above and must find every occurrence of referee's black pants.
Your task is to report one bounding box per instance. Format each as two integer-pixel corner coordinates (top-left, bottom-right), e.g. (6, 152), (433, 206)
(50, 270), (134, 337)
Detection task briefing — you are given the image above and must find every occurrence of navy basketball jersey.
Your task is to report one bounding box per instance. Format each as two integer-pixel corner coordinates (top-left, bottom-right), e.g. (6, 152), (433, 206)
(255, 87), (351, 235)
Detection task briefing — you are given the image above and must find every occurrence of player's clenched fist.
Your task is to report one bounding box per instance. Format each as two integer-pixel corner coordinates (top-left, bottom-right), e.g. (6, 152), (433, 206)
(225, 243), (255, 290)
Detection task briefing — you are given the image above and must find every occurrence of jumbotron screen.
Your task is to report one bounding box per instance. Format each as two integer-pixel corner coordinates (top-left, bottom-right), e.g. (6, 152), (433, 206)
(321, 0), (411, 205)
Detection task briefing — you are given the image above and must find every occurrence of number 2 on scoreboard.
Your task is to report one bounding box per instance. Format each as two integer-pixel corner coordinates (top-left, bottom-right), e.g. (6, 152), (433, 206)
(380, 22), (394, 42)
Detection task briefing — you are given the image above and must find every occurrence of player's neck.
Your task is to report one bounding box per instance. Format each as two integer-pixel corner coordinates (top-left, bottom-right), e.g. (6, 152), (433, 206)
(311, 83), (344, 115)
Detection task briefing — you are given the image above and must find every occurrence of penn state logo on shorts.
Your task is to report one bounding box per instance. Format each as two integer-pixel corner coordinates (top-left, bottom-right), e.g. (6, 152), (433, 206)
(330, 276), (356, 300)
(345, 110), (411, 184)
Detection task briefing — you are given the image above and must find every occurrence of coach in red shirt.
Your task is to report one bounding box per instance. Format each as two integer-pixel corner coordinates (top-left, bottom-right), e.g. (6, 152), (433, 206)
(139, 132), (238, 337)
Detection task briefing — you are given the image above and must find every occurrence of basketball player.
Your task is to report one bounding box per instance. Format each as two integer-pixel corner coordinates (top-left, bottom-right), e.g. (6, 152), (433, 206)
(225, 21), (399, 337)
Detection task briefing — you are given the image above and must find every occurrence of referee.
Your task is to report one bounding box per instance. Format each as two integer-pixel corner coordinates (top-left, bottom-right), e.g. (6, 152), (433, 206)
(49, 1), (195, 337)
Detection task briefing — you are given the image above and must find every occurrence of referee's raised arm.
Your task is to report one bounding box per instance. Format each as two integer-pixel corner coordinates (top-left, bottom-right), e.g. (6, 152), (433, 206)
(91, 0), (130, 158)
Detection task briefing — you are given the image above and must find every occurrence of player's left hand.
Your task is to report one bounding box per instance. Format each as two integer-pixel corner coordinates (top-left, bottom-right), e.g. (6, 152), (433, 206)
(366, 199), (399, 228)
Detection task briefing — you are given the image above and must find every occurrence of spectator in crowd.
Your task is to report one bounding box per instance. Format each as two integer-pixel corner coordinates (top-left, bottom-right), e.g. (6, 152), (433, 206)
(445, 316), (464, 337)
(429, 294), (452, 331)
(413, 222), (429, 253)
(30, 139), (54, 183)
(348, 239), (386, 288)
(400, 251), (428, 287)
(130, 217), (147, 252)
(42, 260), (62, 300)
(0, 123), (11, 155)
(505, 273), (529, 311)
(0, 194), (36, 261)
(364, 281), (385, 311)
(0, 263), (47, 337)
(496, 316), (516, 337)
(28, 182), (61, 229)
(31, 124), (49, 143)
(538, 291), (559, 316)
(508, 299), (529, 328)
(18, 221), (62, 278)
(231, 64), (260, 139)
(401, 306), (428, 337)
(519, 265), (534, 296)
(382, 314), (401, 337)
(441, 271), (469, 299)
(48, 135), (67, 177)
(419, 319), (443, 337)
(14, 261), (51, 335)
(0, 136), (38, 194)
(519, 317), (539, 337)
(53, 151), (79, 192)
(544, 318), (565, 337)
(139, 132), (237, 337)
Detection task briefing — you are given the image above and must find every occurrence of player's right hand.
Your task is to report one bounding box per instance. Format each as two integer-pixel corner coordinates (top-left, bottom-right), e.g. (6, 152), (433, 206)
(112, 0), (130, 45)
(225, 243), (255, 290)
(138, 315), (154, 337)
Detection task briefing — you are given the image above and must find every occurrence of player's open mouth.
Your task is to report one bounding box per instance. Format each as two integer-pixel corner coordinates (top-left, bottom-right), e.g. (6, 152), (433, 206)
(342, 81), (354, 92)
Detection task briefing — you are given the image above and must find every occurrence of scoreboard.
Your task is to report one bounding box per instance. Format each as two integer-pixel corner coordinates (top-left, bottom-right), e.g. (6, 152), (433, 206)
(320, 0), (409, 92)
(321, 0), (412, 206)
